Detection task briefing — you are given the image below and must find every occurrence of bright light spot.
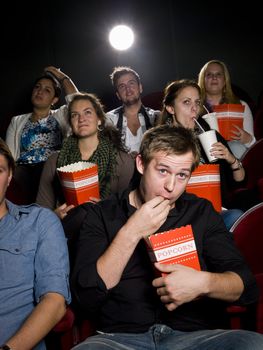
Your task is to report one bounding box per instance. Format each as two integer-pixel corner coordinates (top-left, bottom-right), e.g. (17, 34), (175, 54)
(109, 25), (134, 51)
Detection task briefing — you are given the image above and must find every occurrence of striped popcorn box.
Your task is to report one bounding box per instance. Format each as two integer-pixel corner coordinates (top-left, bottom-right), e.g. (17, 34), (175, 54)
(145, 225), (200, 276)
(57, 161), (100, 206)
(213, 104), (245, 141)
(186, 164), (222, 212)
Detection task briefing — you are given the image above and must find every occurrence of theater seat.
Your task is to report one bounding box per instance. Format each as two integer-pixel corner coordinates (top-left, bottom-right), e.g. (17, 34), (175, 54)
(240, 139), (263, 193)
(141, 91), (163, 111)
(47, 307), (95, 350)
(230, 138), (263, 210)
(227, 203), (263, 333)
(254, 102), (263, 140)
(257, 177), (263, 201)
(229, 202), (263, 275)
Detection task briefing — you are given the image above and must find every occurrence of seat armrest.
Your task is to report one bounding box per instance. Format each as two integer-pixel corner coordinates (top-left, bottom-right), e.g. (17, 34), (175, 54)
(53, 307), (75, 332)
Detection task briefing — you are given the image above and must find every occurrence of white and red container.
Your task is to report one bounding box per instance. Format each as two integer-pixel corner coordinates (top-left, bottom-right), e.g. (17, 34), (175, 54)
(213, 104), (245, 141)
(145, 225), (200, 276)
(57, 161), (100, 206)
(186, 164), (221, 212)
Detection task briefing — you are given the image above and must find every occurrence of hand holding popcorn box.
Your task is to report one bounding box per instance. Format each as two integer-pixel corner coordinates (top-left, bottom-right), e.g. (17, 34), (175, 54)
(213, 104), (245, 141)
(144, 225), (200, 276)
(57, 161), (100, 206)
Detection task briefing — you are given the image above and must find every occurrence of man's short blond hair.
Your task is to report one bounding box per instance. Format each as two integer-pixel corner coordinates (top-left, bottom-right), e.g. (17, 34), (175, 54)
(139, 124), (200, 172)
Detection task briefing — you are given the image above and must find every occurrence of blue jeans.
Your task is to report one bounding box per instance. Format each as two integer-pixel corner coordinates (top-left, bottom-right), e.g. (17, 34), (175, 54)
(72, 324), (263, 350)
(221, 209), (243, 230)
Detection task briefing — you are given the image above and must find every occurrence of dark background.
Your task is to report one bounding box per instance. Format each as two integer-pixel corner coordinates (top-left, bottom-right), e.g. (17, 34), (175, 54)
(1, 0), (262, 138)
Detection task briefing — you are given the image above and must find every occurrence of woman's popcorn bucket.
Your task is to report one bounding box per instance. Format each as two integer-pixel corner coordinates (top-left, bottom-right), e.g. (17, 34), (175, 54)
(57, 162), (100, 206)
(186, 164), (222, 212)
(213, 104), (245, 141)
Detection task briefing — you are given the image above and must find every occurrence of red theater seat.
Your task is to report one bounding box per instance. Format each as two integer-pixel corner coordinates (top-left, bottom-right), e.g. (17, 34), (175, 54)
(227, 203), (263, 333)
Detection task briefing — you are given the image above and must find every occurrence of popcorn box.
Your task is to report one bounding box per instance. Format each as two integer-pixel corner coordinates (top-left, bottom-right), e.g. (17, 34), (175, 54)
(145, 225), (200, 276)
(186, 164), (221, 212)
(213, 104), (245, 141)
(57, 162), (100, 206)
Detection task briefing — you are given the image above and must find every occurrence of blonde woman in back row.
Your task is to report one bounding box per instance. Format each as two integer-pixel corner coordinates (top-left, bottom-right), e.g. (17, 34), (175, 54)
(198, 59), (255, 158)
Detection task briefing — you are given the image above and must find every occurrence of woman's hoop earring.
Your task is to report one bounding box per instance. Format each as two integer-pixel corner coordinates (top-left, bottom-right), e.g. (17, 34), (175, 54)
(97, 125), (103, 131)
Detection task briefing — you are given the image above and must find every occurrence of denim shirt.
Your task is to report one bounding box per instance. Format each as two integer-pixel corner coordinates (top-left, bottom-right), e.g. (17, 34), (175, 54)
(0, 200), (71, 349)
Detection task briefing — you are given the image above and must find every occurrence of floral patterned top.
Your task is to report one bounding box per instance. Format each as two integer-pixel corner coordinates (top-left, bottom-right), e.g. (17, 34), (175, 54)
(17, 115), (62, 164)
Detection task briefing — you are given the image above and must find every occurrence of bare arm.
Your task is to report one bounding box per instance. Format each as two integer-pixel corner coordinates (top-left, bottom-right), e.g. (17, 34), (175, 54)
(153, 263), (244, 311)
(211, 141), (245, 181)
(5, 115), (25, 161)
(230, 125), (253, 145)
(229, 157), (245, 182)
(4, 292), (66, 350)
(97, 195), (171, 289)
(230, 101), (255, 146)
(44, 66), (79, 95)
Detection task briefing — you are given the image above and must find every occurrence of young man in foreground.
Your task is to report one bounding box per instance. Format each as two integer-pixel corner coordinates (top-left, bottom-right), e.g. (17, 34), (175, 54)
(71, 125), (262, 350)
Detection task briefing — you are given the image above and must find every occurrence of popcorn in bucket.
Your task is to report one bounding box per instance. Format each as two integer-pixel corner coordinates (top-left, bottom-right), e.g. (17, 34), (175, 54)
(57, 161), (100, 206)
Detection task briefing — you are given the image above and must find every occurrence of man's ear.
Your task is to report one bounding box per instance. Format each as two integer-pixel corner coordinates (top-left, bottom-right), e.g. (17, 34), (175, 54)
(139, 83), (143, 94)
(52, 97), (59, 106)
(7, 171), (12, 187)
(166, 105), (174, 115)
(116, 91), (121, 101)
(136, 154), (144, 175)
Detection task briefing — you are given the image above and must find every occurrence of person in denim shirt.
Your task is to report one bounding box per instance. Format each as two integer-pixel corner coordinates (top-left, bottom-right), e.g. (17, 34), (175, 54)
(0, 139), (71, 350)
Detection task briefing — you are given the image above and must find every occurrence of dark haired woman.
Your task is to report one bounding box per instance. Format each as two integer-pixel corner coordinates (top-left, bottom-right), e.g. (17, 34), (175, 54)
(157, 79), (245, 229)
(5, 66), (78, 203)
